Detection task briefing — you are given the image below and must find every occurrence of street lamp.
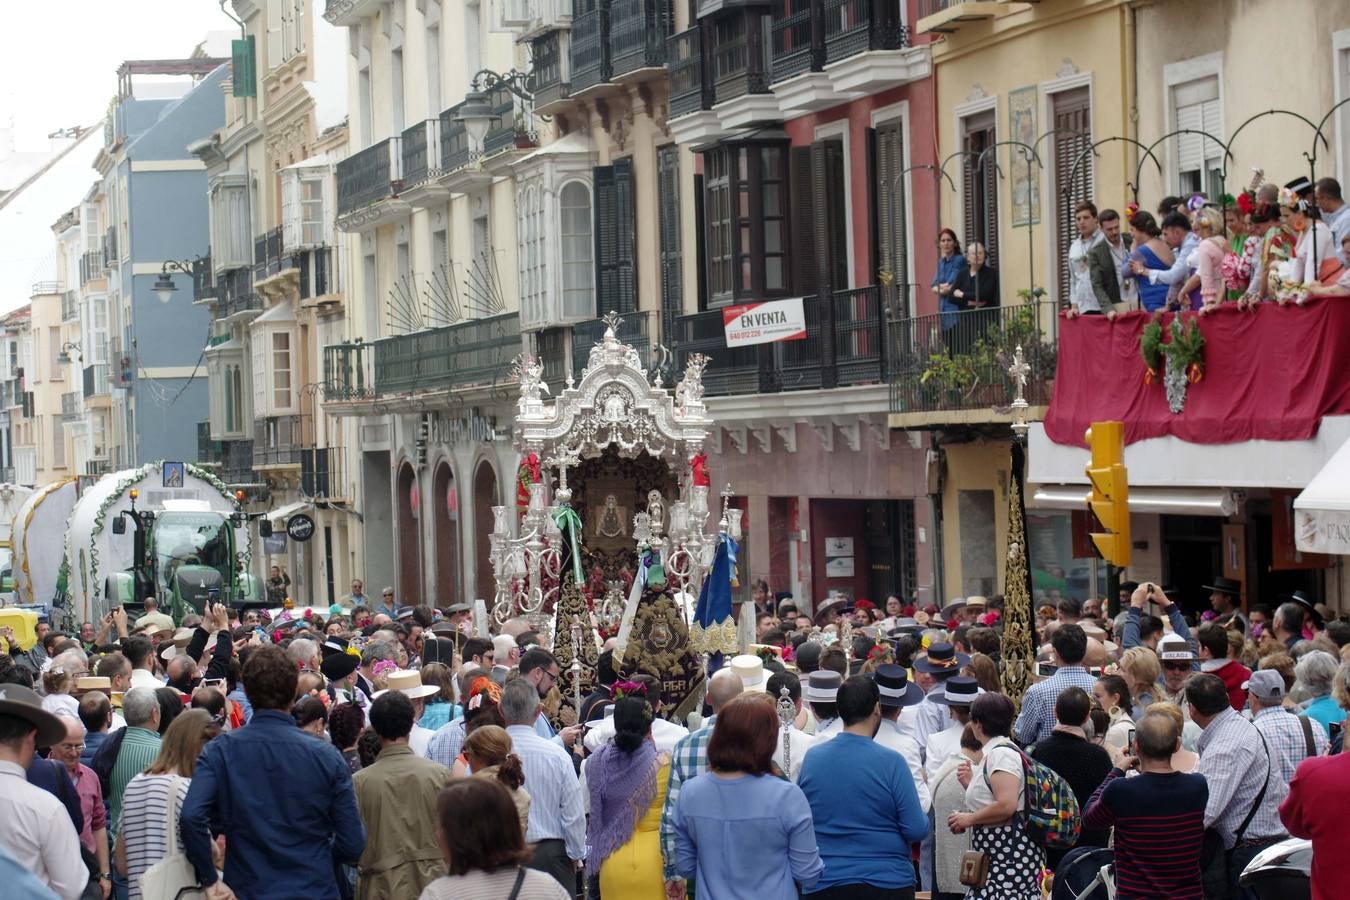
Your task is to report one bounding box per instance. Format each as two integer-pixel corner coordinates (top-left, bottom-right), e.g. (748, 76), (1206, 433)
(56, 342), (82, 365)
(454, 69), (537, 153)
(153, 258), (200, 304)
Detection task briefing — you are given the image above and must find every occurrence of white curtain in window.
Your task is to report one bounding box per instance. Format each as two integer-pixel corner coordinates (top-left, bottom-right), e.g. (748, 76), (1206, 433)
(560, 181), (593, 320)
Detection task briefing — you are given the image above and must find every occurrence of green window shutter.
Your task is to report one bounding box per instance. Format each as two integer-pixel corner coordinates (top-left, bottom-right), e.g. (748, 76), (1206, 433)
(232, 36), (257, 98)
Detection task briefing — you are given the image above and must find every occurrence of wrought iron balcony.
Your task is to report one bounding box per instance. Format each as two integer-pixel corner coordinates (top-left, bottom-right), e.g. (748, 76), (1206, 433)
(335, 137), (402, 215)
(193, 255), (216, 302)
(889, 301), (1053, 416)
(301, 447), (345, 499)
(253, 414), (309, 467)
(440, 103), (472, 171)
(323, 341), (374, 401)
(61, 391), (80, 420)
(823, 0), (908, 64)
(79, 251), (104, 286)
(215, 267), (262, 320)
(528, 33), (571, 109)
(482, 86), (535, 156)
(668, 27), (713, 117)
(252, 227), (289, 282)
(570, 6), (612, 92)
(770, 0), (820, 83)
(82, 363), (110, 398)
(674, 308), (770, 395)
(372, 312), (521, 396)
(401, 119), (442, 186)
(708, 11), (771, 102)
(197, 424), (257, 486)
(61, 290), (79, 322)
(103, 228), (118, 270)
(610, 0), (670, 77)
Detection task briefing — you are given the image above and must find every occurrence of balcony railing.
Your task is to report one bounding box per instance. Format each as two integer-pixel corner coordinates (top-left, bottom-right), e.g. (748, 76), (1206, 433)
(401, 119), (441, 186)
(373, 312), (521, 396)
(610, 0), (670, 77)
(193, 255), (216, 302)
(823, 0), (908, 63)
(668, 27), (713, 117)
(709, 11), (771, 102)
(298, 246), (339, 300)
(323, 341), (373, 401)
(770, 0), (819, 83)
(572, 310), (653, 378)
(252, 227), (288, 282)
(103, 228), (118, 270)
(79, 251), (104, 286)
(889, 301), (1053, 415)
(253, 414), (309, 467)
(31, 281), (61, 296)
(528, 32), (570, 108)
(301, 447), (345, 499)
(482, 86), (534, 156)
(61, 391), (80, 420)
(82, 363), (110, 398)
(215, 267), (262, 319)
(674, 287), (892, 397)
(335, 137), (402, 215)
(570, 5), (612, 92)
(199, 422), (258, 486)
(61, 290), (79, 322)
(440, 103), (472, 171)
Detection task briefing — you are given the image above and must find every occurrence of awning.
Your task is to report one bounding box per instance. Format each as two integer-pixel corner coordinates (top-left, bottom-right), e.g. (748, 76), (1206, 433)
(1294, 438), (1350, 553)
(268, 500), (312, 524)
(1029, 486), (1238, 517)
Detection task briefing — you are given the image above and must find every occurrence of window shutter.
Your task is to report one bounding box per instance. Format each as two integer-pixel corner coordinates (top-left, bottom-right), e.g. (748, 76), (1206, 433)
(1176, 102), (1203, 173)
(865, 128), (879, 284)
(613, 158), (637, 314)
(873, 122), (908, 313)
(267, 0), (283, 69)
(657, 145), (683, 342)
(821, 139), (848, 294)
(282, 172), (299, 250)
(790, 145), (818, 297)
(593, 164), (616, 316)
(250, 331), (267, 416)
(694, 172), (709, 310)
(810, 141), (833, 299)
(1053, 88), (1092, 305)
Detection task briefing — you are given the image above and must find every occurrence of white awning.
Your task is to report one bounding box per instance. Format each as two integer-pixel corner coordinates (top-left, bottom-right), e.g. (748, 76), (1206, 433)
(268, 500), (311, 524)
(1029, 486), (1238, 517)
(1294, 438), (1350, 553)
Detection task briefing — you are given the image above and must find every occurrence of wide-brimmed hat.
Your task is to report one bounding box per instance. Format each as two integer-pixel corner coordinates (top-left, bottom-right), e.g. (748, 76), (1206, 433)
(0, 684), (68, 747)
(444, 602), (472, 616)
(804, 670), (842, 704)
(939, 599), (967, 620)
(912, 643), (970, 676)
(872, 664), (924, 708)
(75, 676), (112, 692)
(371, 669), (439, 700)
(928, 676), (982, 707)
(813, 598), (847, 625)
(321, 637), (349, 658)
(728, 654), (767, 692)
(159, 627), (194, 662)
(320, 649), (361, 682)
(1202, 576), (1241, 597)
(1157, 632), (1196, 662)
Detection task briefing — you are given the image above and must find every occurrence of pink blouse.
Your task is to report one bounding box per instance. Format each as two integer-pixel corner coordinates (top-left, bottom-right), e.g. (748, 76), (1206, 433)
(1195, 238), (1227, 306)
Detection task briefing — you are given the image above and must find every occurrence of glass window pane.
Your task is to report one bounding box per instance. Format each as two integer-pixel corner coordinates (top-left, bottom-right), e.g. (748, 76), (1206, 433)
(765, 256), (784, 290)
(762, 183), (780, 215)
(764, 219), (782, 252)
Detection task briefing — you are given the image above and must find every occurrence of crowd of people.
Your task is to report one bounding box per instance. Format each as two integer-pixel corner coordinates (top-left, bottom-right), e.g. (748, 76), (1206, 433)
(932, 174), (1350, 322)
(2, 575), (1350, 900)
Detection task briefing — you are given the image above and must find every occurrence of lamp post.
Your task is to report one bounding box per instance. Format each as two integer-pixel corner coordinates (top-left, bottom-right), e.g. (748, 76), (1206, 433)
(454, 69), (539, 154)
(152, 258), (202, 304)
(56, 342), (82, 365)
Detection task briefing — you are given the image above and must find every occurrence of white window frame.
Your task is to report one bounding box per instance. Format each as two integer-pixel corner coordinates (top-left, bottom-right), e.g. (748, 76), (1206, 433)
(210, 174), (251, 270)
(1162, 52), (1224, 197)
(271, 331), (293, 412)
(558, 179), (594, 322)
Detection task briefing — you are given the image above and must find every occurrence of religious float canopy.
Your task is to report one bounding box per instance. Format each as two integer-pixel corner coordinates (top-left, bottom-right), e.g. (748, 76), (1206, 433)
(489, 313), (743, 727)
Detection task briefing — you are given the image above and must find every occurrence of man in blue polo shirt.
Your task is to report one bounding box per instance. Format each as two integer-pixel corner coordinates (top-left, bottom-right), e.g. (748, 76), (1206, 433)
(798, 675), (929, 899)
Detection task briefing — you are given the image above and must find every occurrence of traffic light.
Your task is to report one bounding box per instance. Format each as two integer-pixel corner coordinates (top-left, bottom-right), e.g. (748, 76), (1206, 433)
(1085, 421), (1130, 567)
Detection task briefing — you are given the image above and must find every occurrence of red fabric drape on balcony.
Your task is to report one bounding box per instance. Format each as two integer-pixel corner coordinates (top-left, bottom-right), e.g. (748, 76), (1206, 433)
(1043, 301), (1350, 447)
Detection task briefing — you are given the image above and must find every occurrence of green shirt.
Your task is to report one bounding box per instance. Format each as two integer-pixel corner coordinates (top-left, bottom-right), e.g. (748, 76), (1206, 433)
(109, 727), (162, 840)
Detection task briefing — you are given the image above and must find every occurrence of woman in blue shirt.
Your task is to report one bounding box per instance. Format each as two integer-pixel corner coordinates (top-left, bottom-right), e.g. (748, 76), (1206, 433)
(672, 694), (823, 900)
(931, 228), (967, 333)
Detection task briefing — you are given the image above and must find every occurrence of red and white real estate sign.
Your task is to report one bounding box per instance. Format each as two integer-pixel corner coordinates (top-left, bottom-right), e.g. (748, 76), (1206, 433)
(721, 298), (807, 347)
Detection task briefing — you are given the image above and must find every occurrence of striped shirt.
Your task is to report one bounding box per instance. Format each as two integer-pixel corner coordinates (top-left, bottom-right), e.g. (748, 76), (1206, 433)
(1253, 706), (1328, 788)
(1196, 708), (1289, 847)
(1083, 769), (1207, 899)
(108, 727), (162, 841)
(660, 717), (715, 880)
(426, 718), (466, 768)
(418, 867), (571, 900)
(117, 773), (191, 900)
(502, 725), (585, 861)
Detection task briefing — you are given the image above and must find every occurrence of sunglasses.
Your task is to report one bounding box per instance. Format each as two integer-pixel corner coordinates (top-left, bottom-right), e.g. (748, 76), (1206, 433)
(1162, 661), (1192, 671)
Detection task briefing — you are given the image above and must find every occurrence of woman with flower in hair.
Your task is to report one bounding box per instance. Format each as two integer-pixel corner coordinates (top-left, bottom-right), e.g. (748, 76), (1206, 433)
(450, 676), (506, 776)
(586, 681), (669, 899)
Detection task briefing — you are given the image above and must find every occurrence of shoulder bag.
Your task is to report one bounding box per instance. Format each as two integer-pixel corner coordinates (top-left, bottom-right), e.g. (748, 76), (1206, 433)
(506, 866), (528, 900)
(1297, 714), (1318, 759)
(138, 776), (206, 900)
(1200, 731), (1272, 896)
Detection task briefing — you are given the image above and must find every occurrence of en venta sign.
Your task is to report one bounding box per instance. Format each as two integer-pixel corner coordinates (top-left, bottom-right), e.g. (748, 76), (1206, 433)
(721, 298), (807, 348)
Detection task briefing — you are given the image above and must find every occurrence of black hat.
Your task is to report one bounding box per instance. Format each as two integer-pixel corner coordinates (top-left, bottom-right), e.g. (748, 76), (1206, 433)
(871, 664), (924, 708)
(395, 606), (416, 621)
(1286, 590), (1324, 627)
(1284, 176), (1314, 197)
(1202, 576), (1241, 597)
(1120, 581), (1139, 594)
(420, 637), (459, 667)
(912, 642), (970, 676)
(321, 637), (349, 658)
(804, 670), (842, 704)
(928, 676), (981, 707)
(444, 602), (472, 616)
(320, 649), (360, 682)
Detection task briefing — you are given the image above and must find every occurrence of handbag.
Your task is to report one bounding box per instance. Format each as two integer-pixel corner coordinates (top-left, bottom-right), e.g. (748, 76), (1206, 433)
(138, 776), (206, 900)
(1200, 732), (1272, 898)
(958, 849), (989, 888)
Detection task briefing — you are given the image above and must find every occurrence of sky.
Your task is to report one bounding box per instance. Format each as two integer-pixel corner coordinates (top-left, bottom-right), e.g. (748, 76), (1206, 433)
(0, 1), (237, 149)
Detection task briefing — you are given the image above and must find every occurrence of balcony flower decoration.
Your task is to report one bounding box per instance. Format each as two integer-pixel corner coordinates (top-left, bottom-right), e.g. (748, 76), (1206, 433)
(1140, 312), (1205, 413)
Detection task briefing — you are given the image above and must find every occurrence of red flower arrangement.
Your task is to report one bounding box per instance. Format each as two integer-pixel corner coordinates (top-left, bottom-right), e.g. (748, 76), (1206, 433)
(613, 680), (648, 700)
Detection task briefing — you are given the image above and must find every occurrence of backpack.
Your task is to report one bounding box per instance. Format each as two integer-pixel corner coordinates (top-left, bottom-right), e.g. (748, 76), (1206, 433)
(985, 739), (1082, 849)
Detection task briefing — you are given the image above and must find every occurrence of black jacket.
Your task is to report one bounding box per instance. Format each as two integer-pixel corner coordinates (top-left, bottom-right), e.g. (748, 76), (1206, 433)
(951, 264), (1000, 309)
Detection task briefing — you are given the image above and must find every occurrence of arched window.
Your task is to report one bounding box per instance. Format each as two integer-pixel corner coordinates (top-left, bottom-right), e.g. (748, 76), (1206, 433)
(559, 181), (594, 320)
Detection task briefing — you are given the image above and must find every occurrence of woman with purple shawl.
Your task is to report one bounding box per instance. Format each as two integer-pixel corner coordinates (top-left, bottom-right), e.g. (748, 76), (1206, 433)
(585, 684), (670, 899)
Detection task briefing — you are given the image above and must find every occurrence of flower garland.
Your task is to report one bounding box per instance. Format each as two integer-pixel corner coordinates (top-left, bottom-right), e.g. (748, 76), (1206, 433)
(1140, 313), (1205, 385)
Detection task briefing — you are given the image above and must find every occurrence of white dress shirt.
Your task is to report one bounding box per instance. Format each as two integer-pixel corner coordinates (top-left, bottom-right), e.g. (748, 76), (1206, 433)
(874, 717), (931, 813)
(924, 722), (965, 783)
(505, 724), (587, 861)
(774, 725), (819, 783)
(129, 668), (162, 691)
(409, 723), (434, 758)
(0, 759), (87, 900)
(583, 716), (688, 754)
(1068, 229), (1105, 312)
(911, 687), (951, 754)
